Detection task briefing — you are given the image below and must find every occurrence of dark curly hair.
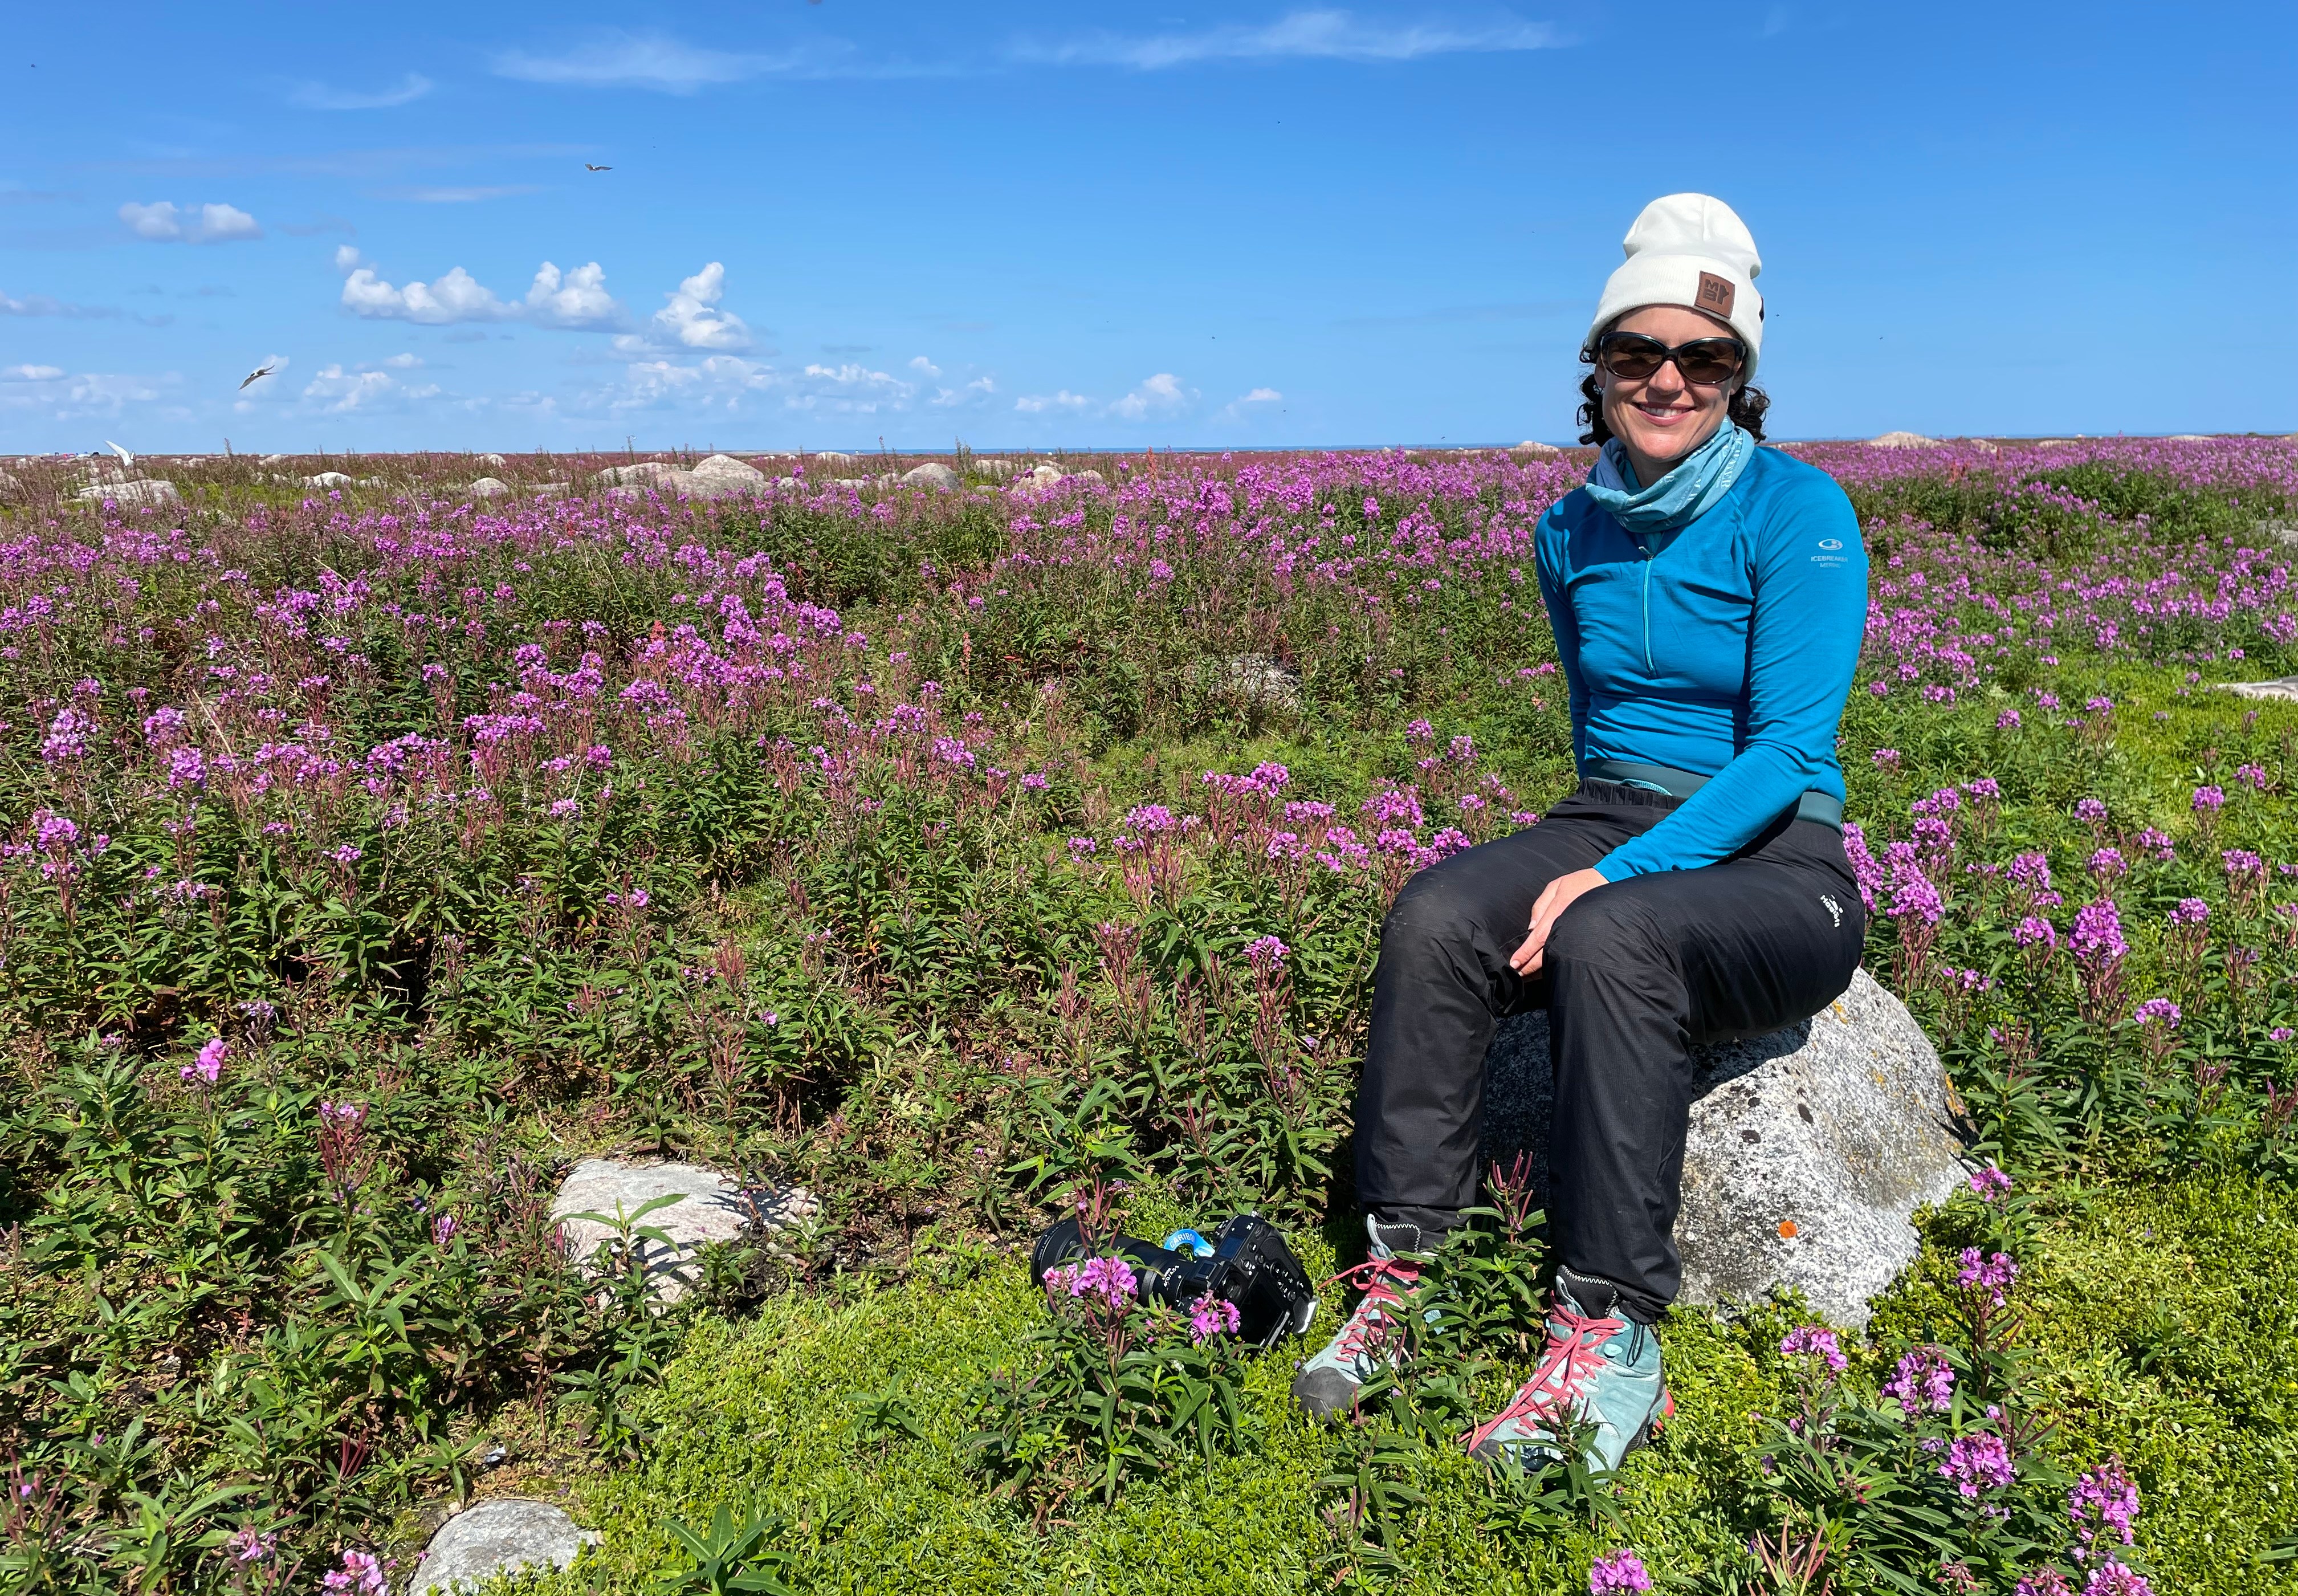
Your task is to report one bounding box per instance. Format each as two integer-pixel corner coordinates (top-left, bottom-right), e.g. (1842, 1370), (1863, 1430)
(1576, 367), (1769, 447)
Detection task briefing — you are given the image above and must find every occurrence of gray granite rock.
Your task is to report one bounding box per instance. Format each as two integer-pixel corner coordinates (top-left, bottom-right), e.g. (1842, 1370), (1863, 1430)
(1482, 967), (1967, 1326)
(594, 461), (680, 486)
(2221, 677), (2298, 702)
(901, 462), (959, 490)
(414, 1499), (582, 1595)
(551, 1159), (817, 1302)
(467, 477), (511, 498)
(76, 478), (181, 507)
(691, 453), (765, 485)
(476, 453), (508, 467)
(1224, 653), (1301, 713)
(302, 471), (356, 488)
(811, 450), (858, 463)
(1868, 431), (1941, 449)
(1511, 440), (1561, 456)
(974, 458), (1018, 479)
(1024, 463), (1064, 490)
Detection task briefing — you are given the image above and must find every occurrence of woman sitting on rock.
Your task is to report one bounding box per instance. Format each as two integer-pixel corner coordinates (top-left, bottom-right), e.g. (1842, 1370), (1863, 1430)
(1293, 193), (1869, 1472)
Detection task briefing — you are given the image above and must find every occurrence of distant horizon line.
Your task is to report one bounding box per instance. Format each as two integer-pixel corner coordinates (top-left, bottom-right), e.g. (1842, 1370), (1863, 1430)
(22, 430), (2293, 462)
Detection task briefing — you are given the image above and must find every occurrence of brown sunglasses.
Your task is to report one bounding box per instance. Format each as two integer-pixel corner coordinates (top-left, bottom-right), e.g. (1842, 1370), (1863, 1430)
(1588, 331), (1747, 387)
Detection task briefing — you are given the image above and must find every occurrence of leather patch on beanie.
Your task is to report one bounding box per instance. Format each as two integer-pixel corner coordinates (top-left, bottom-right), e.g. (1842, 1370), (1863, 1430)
(1696, 271), (1737, 317)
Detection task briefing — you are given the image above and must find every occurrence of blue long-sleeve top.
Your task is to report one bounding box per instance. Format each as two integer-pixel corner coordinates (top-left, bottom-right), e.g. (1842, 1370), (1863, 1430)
(1534, 445), (1868, 881)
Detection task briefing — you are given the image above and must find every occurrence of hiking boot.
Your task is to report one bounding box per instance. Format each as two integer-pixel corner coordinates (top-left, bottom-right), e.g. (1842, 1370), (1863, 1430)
(1465, 1267), (1671, 1471)
(1290, 1216), (1440, 1420)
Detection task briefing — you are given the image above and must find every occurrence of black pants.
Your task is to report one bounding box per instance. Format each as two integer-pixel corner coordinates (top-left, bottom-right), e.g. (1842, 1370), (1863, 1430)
(1354, 781), (1865, 1322)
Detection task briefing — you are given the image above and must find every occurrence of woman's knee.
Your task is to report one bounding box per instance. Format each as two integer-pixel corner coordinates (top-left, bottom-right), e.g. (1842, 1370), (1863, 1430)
(1545, 885), (1669, 970)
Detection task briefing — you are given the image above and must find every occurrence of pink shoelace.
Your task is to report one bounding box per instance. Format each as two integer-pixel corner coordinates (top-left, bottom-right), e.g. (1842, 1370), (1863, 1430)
(1325, 1255), (1421, 1364)
(1465, 1302), (1623, 1452)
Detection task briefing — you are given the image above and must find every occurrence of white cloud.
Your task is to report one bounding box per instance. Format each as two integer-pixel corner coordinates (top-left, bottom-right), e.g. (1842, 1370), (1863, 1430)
(288, 73), (434, 110)
(1216, 385), (1285, 423)
(343, 264), (516, 324)
(1109, 372), (1195, 420)
(337, 256), (629, 331)
(492, 31), (870, 93)
(119, 201), (264, 244)
(526, 261), (622, 328)
(58, 372), (169, 416)
(929, 376), (997, 408)
(652, 262), (751, 351)
(908, 355), (943, 379)
(382, 352), (423, 368)
(301, 363), (434, 413)
(2, 364), (63, 381)
(1015, 389), (1094, 414)
(1016, 9), (1563, 69)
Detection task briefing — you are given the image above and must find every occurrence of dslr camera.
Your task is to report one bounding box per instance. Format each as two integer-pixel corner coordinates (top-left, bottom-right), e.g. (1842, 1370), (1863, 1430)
(1030, 1211), (1318, 1349)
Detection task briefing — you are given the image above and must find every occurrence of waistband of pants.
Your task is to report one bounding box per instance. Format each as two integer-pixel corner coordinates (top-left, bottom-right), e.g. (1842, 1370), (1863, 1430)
(1582, 758), (1845, 832)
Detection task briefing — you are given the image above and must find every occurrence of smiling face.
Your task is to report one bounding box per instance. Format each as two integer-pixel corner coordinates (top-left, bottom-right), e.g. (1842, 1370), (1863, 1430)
(1598, 303), (1742, 483)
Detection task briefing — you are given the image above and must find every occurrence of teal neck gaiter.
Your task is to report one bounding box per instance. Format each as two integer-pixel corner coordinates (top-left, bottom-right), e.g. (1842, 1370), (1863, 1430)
(1583, 417), (1755, 536)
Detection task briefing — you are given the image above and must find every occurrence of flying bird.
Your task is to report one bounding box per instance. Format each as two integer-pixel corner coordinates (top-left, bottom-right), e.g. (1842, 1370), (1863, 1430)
(239, 361), (278, 390)
(104, 440), (135, 468)
(585, 163), (612, 172)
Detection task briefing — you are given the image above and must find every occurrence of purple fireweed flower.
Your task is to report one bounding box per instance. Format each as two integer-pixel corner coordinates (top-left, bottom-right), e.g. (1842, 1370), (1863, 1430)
(1244, 934), (1289, 973)
(1046, 1255), (1139, 1312)
(226, 1527), (278, 1565)
(2016, 1573), (2076, 1596)
(329, 844), (362, 866)
(1779, 1325), (1848, 1372)
(2223, 848), (2265, 879)
(2272, 1027), (2296, 1043)
(1959, 1248), (2018, 1308)
(2087, 848), (2126, 880)
(1888, 873), (1945, 925)
(1871, 748), (1902, 771)
(321, 1550), (391, 1594)
(1938, 1431), (2016, 1496)
(433, 1213), (459, 1245)
(1969, 1165), (2013, 1202)
(2014, 916), (2057, 952)
(2192, 785), (2225, 813)
(1188, 1294), (1241, 1344)
(1587, 1550), (1653, 1594)
(180, 1035), (228, 1086)
(549, 797), (581, 820)
(1997, 709), (2023, 730)
(2069, 1457), (2141, 1561)
(2167, 898), (2210, 927)
(2136, 827), (2175, 861)
(1884, 1346), (1956, 1415)
(1066, 836), (1098, 856)
(2133, 998), (2181, 1028)
(2082, 1565), (2154, 1596)
(2074, 798), (2108, 824)
(2069, 901), (2127, 965)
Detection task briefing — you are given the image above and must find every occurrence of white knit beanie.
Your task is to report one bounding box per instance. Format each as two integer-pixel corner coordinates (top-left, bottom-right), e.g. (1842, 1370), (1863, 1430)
(1583, 193), (1766, 379)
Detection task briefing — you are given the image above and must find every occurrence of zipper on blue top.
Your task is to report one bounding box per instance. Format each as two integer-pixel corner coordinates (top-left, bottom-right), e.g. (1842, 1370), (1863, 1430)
(1638, 537), (1654, 674)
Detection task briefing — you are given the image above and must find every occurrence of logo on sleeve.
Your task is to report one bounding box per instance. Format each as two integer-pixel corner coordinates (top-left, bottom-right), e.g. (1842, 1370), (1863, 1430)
(1818, 538), (1844, 550)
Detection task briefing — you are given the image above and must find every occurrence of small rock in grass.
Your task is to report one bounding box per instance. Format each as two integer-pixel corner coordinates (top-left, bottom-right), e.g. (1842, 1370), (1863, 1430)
(302, 471), (356, 488)
(1511, 439), (1561, 456)
(1484, 967), (1967, 1327)
(811, 450), (858, 463)
(468, 477), (511, 498)
(476, 453), (508, 467)
(550, 1159), (817, 1303)
(973, 458), (1018, 479)
(1224, 653), (1302, 713)
(901, 462), (959, 490)
(2220, 677), (2298, 702)
(1024, 463), (1064, 490)
(414, 1499), (583, 1596)
(1867, 431), (1941, 450)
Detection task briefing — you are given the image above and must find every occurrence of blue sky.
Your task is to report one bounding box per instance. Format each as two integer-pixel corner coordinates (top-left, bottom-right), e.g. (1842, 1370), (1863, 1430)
(3, 2), (2292, 453)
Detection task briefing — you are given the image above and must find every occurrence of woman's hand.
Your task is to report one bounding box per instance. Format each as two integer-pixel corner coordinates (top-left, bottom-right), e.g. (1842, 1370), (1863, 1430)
(1509, 868), (1608, 976)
